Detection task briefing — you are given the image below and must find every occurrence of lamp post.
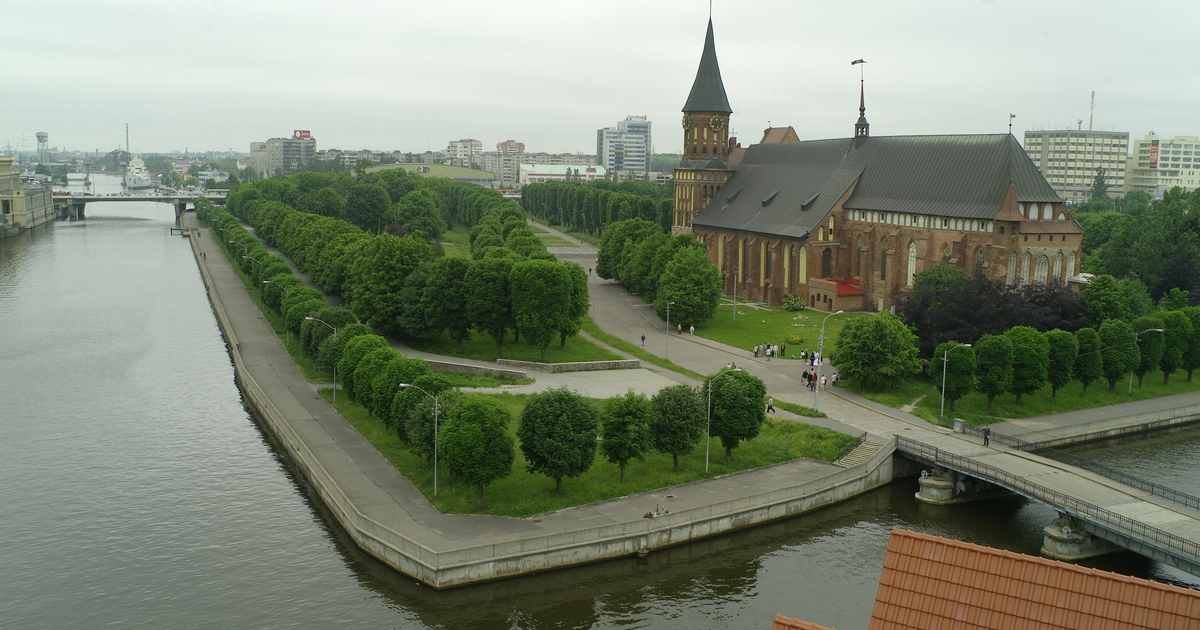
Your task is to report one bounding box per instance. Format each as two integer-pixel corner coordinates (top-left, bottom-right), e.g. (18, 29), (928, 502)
(706, 367), (743, 473)
(813, 310), (844, 411)
(228, 240), (246, 256)
(1128, 328), (1165, 394)
(665, 301), (675, 360)
(305, 316), (338, 402)
(242, 254), (261, 266)
(398, 383), (439, 496)
(939, 343), (972, 422)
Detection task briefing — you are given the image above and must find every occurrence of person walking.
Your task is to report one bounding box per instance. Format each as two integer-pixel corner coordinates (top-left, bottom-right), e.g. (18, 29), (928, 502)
(641, 334), (646, 347)
(689, 324), (695, 335)
(982, 426), (991, 446)
(766, 397), (775, 413)
(677, 323), (682, 335)
(821, 375), (828, 390)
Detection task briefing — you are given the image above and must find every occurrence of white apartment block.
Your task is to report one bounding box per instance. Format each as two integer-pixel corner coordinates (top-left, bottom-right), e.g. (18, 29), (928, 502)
(1023, 129), (1127, 202)
(597, 115), (652, 178)
(1126, 134), (1200, 197)
(518, 163), (607, 186)
(446, 139), (482, 167)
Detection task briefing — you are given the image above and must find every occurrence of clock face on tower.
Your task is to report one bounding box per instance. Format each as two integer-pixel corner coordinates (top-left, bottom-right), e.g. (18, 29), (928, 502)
(709, 116), (723, 132)
(682, 115), (690, 130)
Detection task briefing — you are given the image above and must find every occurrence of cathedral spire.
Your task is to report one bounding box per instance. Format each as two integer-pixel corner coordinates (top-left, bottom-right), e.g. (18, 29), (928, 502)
(852, 59), (869, 138)
(683, 20), (732, 114)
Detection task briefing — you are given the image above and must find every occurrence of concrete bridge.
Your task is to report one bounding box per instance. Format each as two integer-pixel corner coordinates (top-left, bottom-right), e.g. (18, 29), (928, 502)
(53, 191), (227, 223)
(899, 431), (1200, 576)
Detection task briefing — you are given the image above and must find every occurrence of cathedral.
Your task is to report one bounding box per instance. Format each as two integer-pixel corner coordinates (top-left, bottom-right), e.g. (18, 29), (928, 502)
(673, 21), (1084, 313)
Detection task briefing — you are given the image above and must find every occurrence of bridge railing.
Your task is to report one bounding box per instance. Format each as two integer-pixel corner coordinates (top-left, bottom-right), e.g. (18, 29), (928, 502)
(898, 436), (1200, 565)
(833, 431), (869, 464)
(959, 425), (1200, 512)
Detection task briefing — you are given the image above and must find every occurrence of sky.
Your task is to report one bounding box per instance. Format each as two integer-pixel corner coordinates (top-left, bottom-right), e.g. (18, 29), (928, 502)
(4, 1), (1196, 156)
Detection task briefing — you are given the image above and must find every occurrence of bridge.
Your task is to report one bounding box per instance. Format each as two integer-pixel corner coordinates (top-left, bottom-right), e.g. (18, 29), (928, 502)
(897, 430), (1200, 576)
(53, 191), (227, 223)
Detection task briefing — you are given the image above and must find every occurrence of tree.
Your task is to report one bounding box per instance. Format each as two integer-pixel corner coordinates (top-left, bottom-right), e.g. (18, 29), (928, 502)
(345, 233), (435, 330)
(1081, 274), (1127, 327)
(1131, 316), (1165, 387)
(933, 341), (976, 417)
(830, 313), (923, 391)
(439, 397), (515, 506)
(510, 259), (571, 361)
(1098, 319), (1138, 392)
(653, 246), (722, 327)
(649, 384), (706, 471)
(1182, 307), (1200, 381)
(1073, 327), (1103, 394)
(423, 257), (472, 352)
(343, 183), (391, 232)
(1090, 167), (1109, 200)
(600, 390), (654, 481)
(1044, 329), (1079, 399)
(301, 306), (357, 359)
(1159, 310), (1193, 384)
(1003, 326), (1050, 405)
(706, 370), (767, 460)
(559, 262), (589, 347)
(372, 354), (428, 432)
(596, 218), (660, 280)
(386, 188), (445, 241)
(336, 334), (390, 400)
(974, 334), (1013, 412)
(405, 383), (459, 463)
(518, 387), (600, 494)
(465, 257), (514, 357)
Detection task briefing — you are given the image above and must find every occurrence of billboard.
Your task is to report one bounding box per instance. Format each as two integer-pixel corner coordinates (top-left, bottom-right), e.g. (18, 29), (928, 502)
(293, 130), (311, 140)
(1150, 139), (1159, 168)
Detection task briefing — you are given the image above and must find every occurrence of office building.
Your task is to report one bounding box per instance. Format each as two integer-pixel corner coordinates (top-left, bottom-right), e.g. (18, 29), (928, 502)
(1023, 129), (1127, 202)
(1126, 133), (1200, 197)
(597, 115), (652, 178)
(250, 131), (317, 178)
(446, 139), (483, 167)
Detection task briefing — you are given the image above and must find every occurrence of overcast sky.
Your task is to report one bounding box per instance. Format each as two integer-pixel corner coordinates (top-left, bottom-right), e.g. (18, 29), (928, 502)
(4, 1), (1195, 156)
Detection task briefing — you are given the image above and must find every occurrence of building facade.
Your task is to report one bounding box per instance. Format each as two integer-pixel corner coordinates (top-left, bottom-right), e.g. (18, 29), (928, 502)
(0, 155), (54, 231)
(1023, 129), (1127, 202)
(518, 163), (606, 185)
(250, 131), (316, 178)
(446, 139), (483, 167)
(677, 21), (1083, 314)
(597, 115), (653, 179)
(1126, 133), (1200, 197)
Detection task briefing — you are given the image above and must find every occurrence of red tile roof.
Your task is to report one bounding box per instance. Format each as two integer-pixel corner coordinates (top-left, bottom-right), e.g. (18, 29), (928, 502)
(772, 613), (839, 630)
(868, 528), (1200, 630)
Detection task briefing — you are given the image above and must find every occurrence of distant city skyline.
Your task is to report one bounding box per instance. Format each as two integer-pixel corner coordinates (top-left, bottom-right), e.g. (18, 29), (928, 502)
(3, 1), (1195, 155)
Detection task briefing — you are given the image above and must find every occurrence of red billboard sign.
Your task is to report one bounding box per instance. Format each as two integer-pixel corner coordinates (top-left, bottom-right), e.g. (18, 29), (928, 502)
(293, 130), (311, 139)
(1150, 139), (1159, 168)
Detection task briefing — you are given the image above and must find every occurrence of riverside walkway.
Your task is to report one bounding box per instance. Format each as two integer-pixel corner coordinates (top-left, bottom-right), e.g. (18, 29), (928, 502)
(185, 212), (1200, 584)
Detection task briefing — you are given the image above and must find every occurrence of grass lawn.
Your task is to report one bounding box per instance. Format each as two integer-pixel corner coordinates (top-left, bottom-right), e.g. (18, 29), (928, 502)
(581, 318), (705, 381)
(320, 389), (856, 517)
(536, 234), (580, 248)
(440, 224), (473, 259)
(539, 222), (602, 247)
(694, 303), (871, 359)
(773, 400), (828, 418)
(402, 328), (622, 364)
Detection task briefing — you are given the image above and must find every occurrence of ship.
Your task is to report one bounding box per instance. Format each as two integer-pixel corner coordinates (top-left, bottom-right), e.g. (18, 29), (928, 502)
(124, 154), (152, 189)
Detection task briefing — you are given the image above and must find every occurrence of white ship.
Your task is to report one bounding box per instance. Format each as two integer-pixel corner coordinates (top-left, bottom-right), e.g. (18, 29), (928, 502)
(124, 155), (152, 189)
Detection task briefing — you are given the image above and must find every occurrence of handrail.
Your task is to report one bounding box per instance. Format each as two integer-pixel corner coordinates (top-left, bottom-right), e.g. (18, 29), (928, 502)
(834, 432), (869, 463)
(897, 436), (1200, 563)
(960, 425), (1200, 511)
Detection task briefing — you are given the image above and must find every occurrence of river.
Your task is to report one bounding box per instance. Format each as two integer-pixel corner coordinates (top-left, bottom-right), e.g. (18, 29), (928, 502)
(2, 173), (1197, 629)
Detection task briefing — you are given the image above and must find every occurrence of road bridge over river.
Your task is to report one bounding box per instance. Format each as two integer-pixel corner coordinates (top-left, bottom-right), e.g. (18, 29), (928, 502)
(53, 191), (226, 223)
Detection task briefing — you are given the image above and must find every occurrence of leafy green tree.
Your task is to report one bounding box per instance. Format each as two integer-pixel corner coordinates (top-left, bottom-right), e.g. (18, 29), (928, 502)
(649, 384), (706, 471)
(510, 259), (571, 361)
(1163, 288), (1191, 311)
(1121, 278), (1155, 320)
(517, 388), (600, 494)
(395, 261), (436, 340)
(653, 246), (721, 327)
(301, 306), (357, 359)
(1098, 319), (1138, 392)
(344, 233), (435, 330)
(423, 257), (472, 352)
(465, 257), (514, 357)
(317, 323), (371, 374)
(386, 188), (445, 241)
(1043, 329), (1079, 399)
(1073, 327), (1103, 394)
(261, 272), (303, 313)
(558, 262), (589, 347)
(336, 334), (390, 400)
(933, 341), (976, 417)
(1159, 310), (1193, 384)
(393, 373), (453, 445)
(283, 297), (326, 338)
(831, 313), (923, 391)
(353, 347), (399, 411)
(596, 218), (660, 280)
(1090, 167), (1109, 200)
(974, 334), (1013, 412)
(1003, 326), (1050, 405)
(371, 354), (428, 430)
(1131, 316), (1165, 387)
(407, 387), (461, 464)
(297, 186), (347, 218)
(600, 390), (654, 481)
(706, 370), (767, 460)
(1182, 307), (1200, 381)
(439, 397), (515, 506)
(1081, 274), (1127, 327)
(343, 183), (391, 232)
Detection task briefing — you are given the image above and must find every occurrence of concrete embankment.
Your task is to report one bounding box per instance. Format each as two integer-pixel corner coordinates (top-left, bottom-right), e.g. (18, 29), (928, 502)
(184, 220), (897, 589)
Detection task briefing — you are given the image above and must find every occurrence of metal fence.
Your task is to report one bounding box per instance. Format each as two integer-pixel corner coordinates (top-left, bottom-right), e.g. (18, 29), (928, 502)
(834, 431), (868, 464)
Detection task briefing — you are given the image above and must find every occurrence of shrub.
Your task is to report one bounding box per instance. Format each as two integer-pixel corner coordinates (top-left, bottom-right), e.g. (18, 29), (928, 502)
(783, 294), (806, 312)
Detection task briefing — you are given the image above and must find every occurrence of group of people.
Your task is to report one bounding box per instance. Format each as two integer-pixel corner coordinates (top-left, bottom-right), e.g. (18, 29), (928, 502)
(802, 369), (833, 391)
(753, 343), (786, 361)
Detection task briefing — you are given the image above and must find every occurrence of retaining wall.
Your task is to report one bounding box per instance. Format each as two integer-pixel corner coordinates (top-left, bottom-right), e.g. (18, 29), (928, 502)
(496, 358), (639, 373)
(427, 360), (526, 380)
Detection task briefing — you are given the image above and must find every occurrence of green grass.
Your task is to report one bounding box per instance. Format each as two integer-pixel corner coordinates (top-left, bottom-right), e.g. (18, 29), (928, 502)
(402, 328), (622, 364)
(440, 224), (473, 259)
(437, 372), (535, 388)
(773, 400), (828, 418)
(536, 234), (579, 248)
(693, 304), (870, 359)
(320, 389), (856, 517)
(580, 318), (705, 381)
(842, 378), (937, 412)
(539, 222), (601, 247)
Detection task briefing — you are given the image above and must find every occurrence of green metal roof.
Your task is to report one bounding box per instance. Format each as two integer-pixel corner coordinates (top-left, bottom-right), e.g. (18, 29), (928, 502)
(682, 20), (732, 114)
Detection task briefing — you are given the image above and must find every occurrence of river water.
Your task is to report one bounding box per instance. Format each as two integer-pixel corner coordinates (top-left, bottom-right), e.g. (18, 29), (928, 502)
(2, 174), (1198, 629)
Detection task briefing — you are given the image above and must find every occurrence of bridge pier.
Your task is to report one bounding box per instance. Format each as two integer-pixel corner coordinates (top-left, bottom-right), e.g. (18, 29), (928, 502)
(174, 202), (188, 225)
(1041, 517), (1121, 561)
(915, 467), (1009, 504)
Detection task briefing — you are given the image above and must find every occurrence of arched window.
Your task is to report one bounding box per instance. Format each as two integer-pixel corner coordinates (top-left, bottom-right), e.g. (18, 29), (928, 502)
(821, 248), (832, 278)
(1034, 255), (1049, 284)
(880, 238), (890, 281)
(942, 244), (952, 264)
(1052, 252), (1063, 281)
(1067, 251), (1077, 277)
(975, 248), (985, 276)
(1006, 251), (1017, 285)
(1021, 251), (1032, 283)
(907, 241), (917, 286)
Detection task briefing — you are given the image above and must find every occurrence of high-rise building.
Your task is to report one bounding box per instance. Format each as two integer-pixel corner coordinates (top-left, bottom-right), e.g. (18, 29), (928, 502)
(1023, 129), (1128, 202)
(1126, 133), (1200, 197)
(250, 131), (316, 178)
(597, 115), (652, 178)
(446, 139), (482, 167)
(491, 140), (525, 186)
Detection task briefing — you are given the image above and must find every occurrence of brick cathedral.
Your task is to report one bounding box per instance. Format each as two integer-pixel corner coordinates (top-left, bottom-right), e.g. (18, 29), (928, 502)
(673, 21), (1084, 313)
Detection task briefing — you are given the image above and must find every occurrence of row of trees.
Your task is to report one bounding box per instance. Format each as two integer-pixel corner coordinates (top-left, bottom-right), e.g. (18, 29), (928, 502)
(522, 180), (674, 234)
(596, 217), (723, 327)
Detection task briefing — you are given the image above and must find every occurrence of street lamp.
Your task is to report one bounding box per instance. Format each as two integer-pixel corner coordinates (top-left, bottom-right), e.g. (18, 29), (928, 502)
(398, 383), (440, 496)
(813, 310), (844, 411)
(305, 316), (338, 402)
(706, 367), (743, 473)
(1128, 328), (1165, 394)
(939, 343), (972, 422)
(242, 254), (262, 266)
(229, 240), (246, 255)
(665, 301), (675, 360)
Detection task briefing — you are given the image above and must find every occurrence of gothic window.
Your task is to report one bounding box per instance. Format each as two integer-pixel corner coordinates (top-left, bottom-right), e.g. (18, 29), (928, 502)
(1006, 251), (1017, 285)
(1021, 251), (1032, 283)
(975, 248), (985, 276)
(797, 246), (807, 284)
(942, 244), (951, 264)
(821, 248), (832, 278)
(881, 238), (890, 280)
(907, 242), (917, 286)
(1052, 252), (1063, 281)
(1034, 255), (1049, 284)
(1067, 251), (1077, 277)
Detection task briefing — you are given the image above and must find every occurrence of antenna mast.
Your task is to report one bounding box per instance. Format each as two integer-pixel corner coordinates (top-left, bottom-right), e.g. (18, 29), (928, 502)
(1088, 91), (1095, 131)
(125, 123), (130, 153)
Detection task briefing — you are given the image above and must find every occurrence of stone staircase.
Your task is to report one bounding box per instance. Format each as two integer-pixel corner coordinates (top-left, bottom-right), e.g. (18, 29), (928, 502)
(834, 439), (885, 468)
